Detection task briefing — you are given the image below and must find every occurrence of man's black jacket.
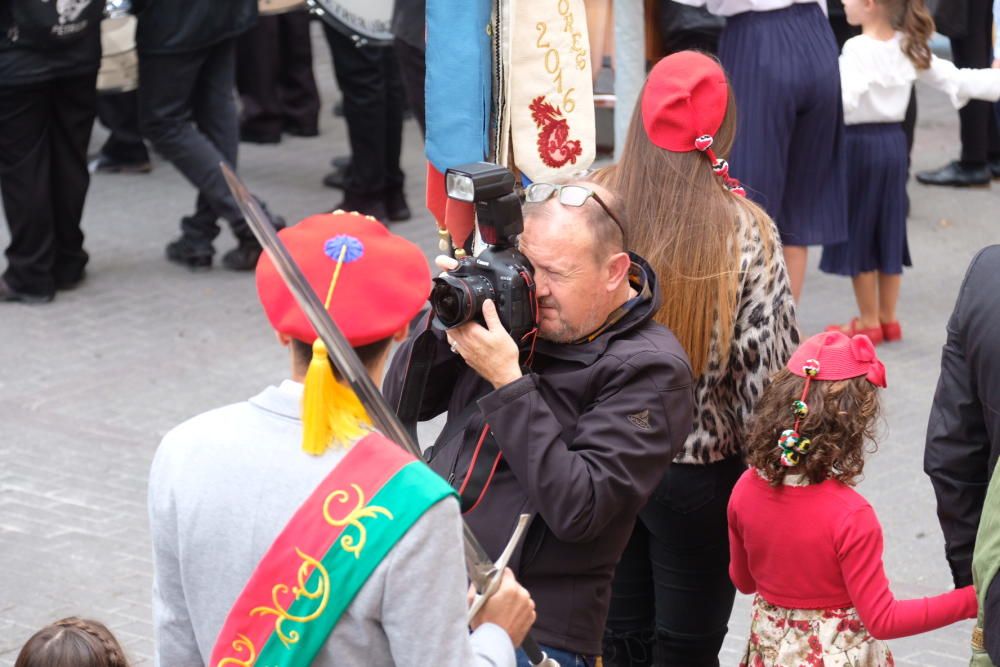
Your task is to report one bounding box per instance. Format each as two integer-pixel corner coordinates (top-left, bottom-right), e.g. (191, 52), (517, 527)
(0, 1), (101, 86)
(132, 0), (256, 55)
(925, 245), (1000, 589)
(383, 256), (694, 656)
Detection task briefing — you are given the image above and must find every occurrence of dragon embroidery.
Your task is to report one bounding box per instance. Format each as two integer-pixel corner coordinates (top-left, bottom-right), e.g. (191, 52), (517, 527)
(529, 95), (583, 169)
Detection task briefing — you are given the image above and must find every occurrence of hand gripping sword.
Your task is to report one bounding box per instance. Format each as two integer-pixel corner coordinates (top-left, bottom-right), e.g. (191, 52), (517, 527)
(221, 165), (559, 667)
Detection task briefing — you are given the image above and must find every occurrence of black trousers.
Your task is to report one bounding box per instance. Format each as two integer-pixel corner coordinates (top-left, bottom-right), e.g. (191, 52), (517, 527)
(0, 72), (96, 296)
(236, 11), (320, 137)
(138, 38), (249, 245)
(324, 24), (405, 196)
(604, 457), (746, 667)
(393, 38), (425, 137)
(950, 0), (1000, 165)
(96, 89), (150, 163)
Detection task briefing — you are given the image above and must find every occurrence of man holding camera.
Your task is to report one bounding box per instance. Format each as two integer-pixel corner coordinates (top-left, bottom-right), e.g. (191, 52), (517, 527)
(384, 175), (695, 666)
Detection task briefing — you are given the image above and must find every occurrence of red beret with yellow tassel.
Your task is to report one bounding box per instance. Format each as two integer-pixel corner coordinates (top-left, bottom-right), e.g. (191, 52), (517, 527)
(255, 211), (431, 455)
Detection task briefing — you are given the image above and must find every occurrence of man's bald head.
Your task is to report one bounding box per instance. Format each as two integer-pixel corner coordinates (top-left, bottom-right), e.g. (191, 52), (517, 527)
(522, 180), (626, 264)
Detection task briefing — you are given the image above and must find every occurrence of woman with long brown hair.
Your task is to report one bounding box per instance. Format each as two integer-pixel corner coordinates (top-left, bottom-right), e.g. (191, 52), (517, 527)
(596, 51), (798, 666)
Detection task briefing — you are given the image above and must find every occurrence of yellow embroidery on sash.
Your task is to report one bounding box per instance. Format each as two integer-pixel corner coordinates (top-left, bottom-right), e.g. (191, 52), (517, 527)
(322, 483), (394, 558)
(250, 548), (331, 648)
(217, 633), (256, 667)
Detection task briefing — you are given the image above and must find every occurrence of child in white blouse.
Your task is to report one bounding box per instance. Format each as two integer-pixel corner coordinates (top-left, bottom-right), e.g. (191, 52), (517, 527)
(821, 0), (1000, 344)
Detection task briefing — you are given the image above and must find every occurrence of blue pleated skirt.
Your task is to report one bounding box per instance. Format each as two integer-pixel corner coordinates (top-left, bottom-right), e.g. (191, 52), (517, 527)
(820, 123), (911, 276)
(719, 3), (847, 246)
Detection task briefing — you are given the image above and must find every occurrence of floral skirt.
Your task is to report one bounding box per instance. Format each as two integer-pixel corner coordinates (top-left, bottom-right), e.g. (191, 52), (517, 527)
(740, 595), (895, 667)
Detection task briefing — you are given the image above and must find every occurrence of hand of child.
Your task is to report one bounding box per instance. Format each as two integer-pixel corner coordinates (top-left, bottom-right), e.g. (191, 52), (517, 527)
(959, 584), (978, 619)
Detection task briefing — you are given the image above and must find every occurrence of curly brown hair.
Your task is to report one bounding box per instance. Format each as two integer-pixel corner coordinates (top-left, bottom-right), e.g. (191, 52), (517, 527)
(746, 369), (881, 486)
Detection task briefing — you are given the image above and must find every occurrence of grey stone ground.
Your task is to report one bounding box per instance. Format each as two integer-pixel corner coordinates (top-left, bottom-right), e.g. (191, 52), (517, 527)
(1, 27), (999, 666)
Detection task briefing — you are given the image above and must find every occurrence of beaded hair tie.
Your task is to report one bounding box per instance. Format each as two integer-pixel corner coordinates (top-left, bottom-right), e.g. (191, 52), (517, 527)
(778, 358), (820, 467)
(694, 134), (746, 196)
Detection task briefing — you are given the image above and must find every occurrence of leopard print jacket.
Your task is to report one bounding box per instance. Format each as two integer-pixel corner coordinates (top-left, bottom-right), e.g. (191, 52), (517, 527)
(674, 210), (799, 465)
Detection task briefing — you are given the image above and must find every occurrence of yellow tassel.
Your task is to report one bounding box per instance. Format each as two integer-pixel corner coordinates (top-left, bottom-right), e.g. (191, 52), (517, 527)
(301, 339), (373, 455)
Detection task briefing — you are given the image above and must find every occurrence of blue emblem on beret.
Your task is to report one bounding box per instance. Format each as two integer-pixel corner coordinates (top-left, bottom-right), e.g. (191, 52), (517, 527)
(324, 235), (364, 263)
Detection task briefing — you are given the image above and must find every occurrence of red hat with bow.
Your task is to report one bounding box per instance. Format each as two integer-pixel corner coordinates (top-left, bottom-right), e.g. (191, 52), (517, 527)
(640, 51), (746, 195)
(776, 331), (887, 467)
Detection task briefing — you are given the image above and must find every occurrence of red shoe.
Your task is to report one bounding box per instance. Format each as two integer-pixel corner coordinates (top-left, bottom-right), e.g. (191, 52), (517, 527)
(881, 321), (902, 342)
(824, 318), (885, 345)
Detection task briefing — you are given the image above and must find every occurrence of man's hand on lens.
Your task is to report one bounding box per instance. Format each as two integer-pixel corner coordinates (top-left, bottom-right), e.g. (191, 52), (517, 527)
(447, 299), (523, 389)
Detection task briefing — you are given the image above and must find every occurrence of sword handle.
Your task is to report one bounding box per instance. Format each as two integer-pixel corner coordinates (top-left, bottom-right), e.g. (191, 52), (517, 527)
(522, 636), (559, 666)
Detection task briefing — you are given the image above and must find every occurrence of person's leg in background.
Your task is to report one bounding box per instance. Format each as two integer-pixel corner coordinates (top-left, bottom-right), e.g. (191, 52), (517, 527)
(236, 15), (284, 144)
(0, 80), (58, 301)
(140, 47), (219, 267)
(93, 90), (151, 172)
(324, 24), (391, 221)
(645, 458), (745, 666)
(278, 10), (320, 137)
(603, 521), (655, 667)
(141, 42), (276, 270)
(916, 0), (994, 186)
(49, 73), (98, 290)
(380, 46), (409, 221)
(192, 38), (277, 270)
(393, 37), (425, 136)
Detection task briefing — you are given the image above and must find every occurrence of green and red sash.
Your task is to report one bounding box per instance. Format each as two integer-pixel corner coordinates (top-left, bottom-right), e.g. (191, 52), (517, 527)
(209, 433), (456, 667)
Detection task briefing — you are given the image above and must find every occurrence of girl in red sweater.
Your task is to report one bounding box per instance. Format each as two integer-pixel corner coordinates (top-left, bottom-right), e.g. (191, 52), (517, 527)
(729, 330), (976, 666)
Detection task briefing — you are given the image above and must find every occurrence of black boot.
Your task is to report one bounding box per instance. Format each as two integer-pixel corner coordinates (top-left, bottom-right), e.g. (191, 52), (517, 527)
(166, 235), (213, 270)
(385, 188), (411, 222)
(915, 161), (990, 187)
(603, 630), (654, 667)
(323, 157), (352, 190)
(222, 214), (286, 271)
(335, 191), (388, 223)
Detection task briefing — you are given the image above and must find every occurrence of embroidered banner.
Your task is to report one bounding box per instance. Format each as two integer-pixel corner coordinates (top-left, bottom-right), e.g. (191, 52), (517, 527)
(425, 0), (493, 174)
(209, 433), (456, 667)
(509, 0), (596, 183)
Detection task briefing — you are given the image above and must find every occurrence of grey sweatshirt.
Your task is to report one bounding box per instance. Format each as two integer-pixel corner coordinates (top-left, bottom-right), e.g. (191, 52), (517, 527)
(149, 380), (514, 667)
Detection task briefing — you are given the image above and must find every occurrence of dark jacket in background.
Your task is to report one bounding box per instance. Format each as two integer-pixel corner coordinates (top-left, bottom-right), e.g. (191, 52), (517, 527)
(390, 0), (425, 50)
(925, 245), (1000, 587)
(383, 255), (695, 656)
(132, 0), (257, 54)
(926, 0), (968, 38)
(0, 1), (101, 86)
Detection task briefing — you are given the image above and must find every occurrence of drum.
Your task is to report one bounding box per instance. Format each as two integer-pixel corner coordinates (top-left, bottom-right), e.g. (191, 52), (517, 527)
(98, 0), (138, 93)
(259, 0), (308, 15)
(306, 0), (394, 47)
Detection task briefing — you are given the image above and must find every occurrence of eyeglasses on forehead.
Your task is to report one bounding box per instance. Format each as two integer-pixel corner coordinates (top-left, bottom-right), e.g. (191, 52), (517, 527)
(523, 183), (627, 248)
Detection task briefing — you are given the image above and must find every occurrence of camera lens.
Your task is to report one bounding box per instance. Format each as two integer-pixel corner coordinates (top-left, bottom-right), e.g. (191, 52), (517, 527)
(431, 282), (464, 326)
(431, 274), (495, 328)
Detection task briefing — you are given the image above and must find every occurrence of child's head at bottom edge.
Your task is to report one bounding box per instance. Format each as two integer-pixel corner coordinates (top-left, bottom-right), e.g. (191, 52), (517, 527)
(15, 617), (129, 667)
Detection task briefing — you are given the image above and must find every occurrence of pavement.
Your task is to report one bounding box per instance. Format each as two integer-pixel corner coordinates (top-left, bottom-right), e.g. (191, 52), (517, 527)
(1, 25), (999, 666)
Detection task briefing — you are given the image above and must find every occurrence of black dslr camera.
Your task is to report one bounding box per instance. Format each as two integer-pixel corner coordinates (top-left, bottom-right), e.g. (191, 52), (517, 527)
(430, 162), (536, 343)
